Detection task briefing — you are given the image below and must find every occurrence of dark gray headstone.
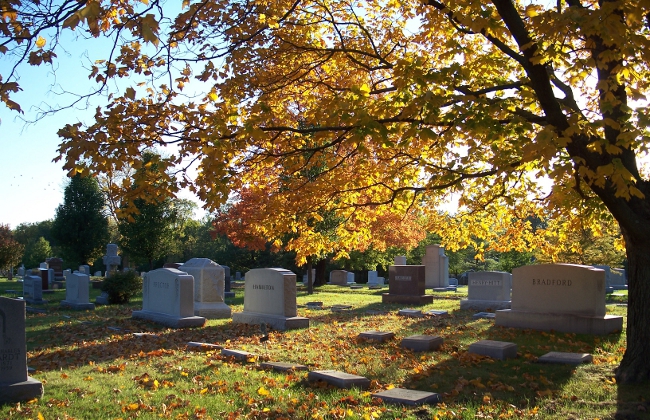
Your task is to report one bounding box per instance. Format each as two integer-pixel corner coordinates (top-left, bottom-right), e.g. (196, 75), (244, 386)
(260, 362), (308, 372)
(223, 266), (231, 292)
(401, 335), (444, 352)
(468, 340), (517, 360)
(307, 370), (370, 389)
(372, 388), (441, 406)
(0, 297), (44, 404)
(358, 331), (395, 342)
(537, 352), (592, 365)
(221, 348), (256, 361)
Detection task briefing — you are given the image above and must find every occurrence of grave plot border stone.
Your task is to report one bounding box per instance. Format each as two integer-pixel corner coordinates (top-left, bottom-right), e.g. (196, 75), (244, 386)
(537, 352), (593, 365)
(401, 335), (444, 352)
(358, 331), (395, 342)
(398, 309), (424, 318)
(221, 348), (256, 361)
(187, 342), (223, 351)
(307, 370), (371, 389)
(372, 388), (441, 406)
(468, 340), (517, 360)
(260, 362), (308, 372)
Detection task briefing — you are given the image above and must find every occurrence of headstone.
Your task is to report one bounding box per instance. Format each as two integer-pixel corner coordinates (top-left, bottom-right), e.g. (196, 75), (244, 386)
(372, 388), (441, 406)
(260, 362), (308, 372)
(382, 265), (433, 305)
(38, 268), (49, 290)
(178, 258), (231, 319)
(302, 268), (316, 286)
(307, 370), (370, 389)
(394, 255), (407, 265)
(0, 297), (44, 404)
(63, 269), (71, 279)
(401, 335), (444, 352)
(232, 268), (309, 331)
(235, 271), (241, 281)
(60, 272), (95, 310)
(102, 244), (121, 276)
(46, 258), (64, 281)
(22, 275), (45, 305)
(358, 331), (394, 342)
(449, 278), (458, 286)
(163, 263), (183, 269)
(95, 292), (109, 305)
(17, 265), (25, 278)
(132, 268), (206, 328)
(48, 268), (55, 286)
(223, 266), (235, 298)
(460, 271), (512, 311)
(594, 265), (628, 290)
(537, 352), (593, 365)
(468, 340), (517, 360)
(329, 270), (349, 286)
(39, 262), (48, 270)
(495, 264), (624, 335)
(422, 244), (449, 288)
(79, 265), (90, 275)
(94, 271), (102, 277)
(347, 272), (355, 284)
(367, 271), (379, 287)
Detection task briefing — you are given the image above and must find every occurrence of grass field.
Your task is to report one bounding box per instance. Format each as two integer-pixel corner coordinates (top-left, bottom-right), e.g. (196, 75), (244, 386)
(0, 279), (647, 419)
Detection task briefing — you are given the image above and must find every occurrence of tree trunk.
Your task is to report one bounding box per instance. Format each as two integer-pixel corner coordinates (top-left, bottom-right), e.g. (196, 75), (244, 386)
(8, 266), (12, 281)
(615, 230), (650, 383)
(314, 259), (327, 286)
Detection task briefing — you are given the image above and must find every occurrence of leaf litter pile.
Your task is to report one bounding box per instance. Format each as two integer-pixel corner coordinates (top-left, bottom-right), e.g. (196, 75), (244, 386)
(1, 290), (639, 420)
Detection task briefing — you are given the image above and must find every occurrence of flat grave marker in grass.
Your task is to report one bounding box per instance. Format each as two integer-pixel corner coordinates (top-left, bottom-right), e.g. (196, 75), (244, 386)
(401, 335), (444, 352)
(358, 331), (395, 342)
(222, 348), (256, 361)
(132, 268), (207, 328)
(372, 388), (441, 406)
(473, 312), (496, 319)
(425, 310), (448, 316)
(468, 339), (517, 360)
(537, 352), (593, 365)
(0, 297), (44, 404)
(187, 341), (222, 351)
(260, 361), (308, 372)
(307, 370), (371, 389)
(398, 308), (424, 318)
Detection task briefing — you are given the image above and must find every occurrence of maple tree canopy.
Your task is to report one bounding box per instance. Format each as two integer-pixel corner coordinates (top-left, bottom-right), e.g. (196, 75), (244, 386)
(2, 0), (650, 382)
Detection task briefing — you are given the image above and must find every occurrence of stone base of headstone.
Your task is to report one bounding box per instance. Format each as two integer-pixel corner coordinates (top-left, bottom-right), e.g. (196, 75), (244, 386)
(473, 312), (496, 319)
(537, 352), (593, 365)
(52, 281), (66, 289)
(382, 294), (433, 305)
(261, 362), (308, 372)
(224, 292), (235, 298)
(495, 310), (623, 335)
(358, 331), (395, 342)
(0, 378), (44, 405)
(132, 310), (206, 328)
(461, 299), (511, 311)
(401, 335), (444, 352)
(23, 298), (47, 305)
(194, 301), (231, 319)
(232, 311), (309, 331)
(60, 301), (95, 311)
(372, 388), (441, 406)
(307, 370), (370, 389)
(95, 292), (109, 305)
(468, 340), (517, 360)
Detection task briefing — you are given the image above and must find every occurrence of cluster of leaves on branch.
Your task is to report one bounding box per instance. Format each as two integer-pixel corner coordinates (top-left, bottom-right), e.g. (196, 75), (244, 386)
(0, 223), (23, 271)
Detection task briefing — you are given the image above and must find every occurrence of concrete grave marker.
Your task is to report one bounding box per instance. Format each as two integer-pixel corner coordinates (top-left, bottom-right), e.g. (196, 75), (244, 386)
(401, 335), (444, 352)
(0, 297), (44, 404)
(358, 331), (395, 342)
(372, 388), (441, 406)
(132, 268), (206, 328)
(221, 348), (256, 361)
(537, 352), (593, 365)
(187, 342), (223, 351)
(179, 258), (231, 319)
(468, 340), (517, 360)
(398, 308), (424, 318)
(382, 265), (433, 305)
(60, 272), (95, 310)
(232, 268), (309, 331)
(460, 271), (512, 311)
(495, 264), (623, 335)
(308, 370), (370, 389)
(260, 362), (308, 372)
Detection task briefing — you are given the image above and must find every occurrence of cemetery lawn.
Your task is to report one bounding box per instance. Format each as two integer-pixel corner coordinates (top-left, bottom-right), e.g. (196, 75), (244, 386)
(1, 280), (647, 420)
